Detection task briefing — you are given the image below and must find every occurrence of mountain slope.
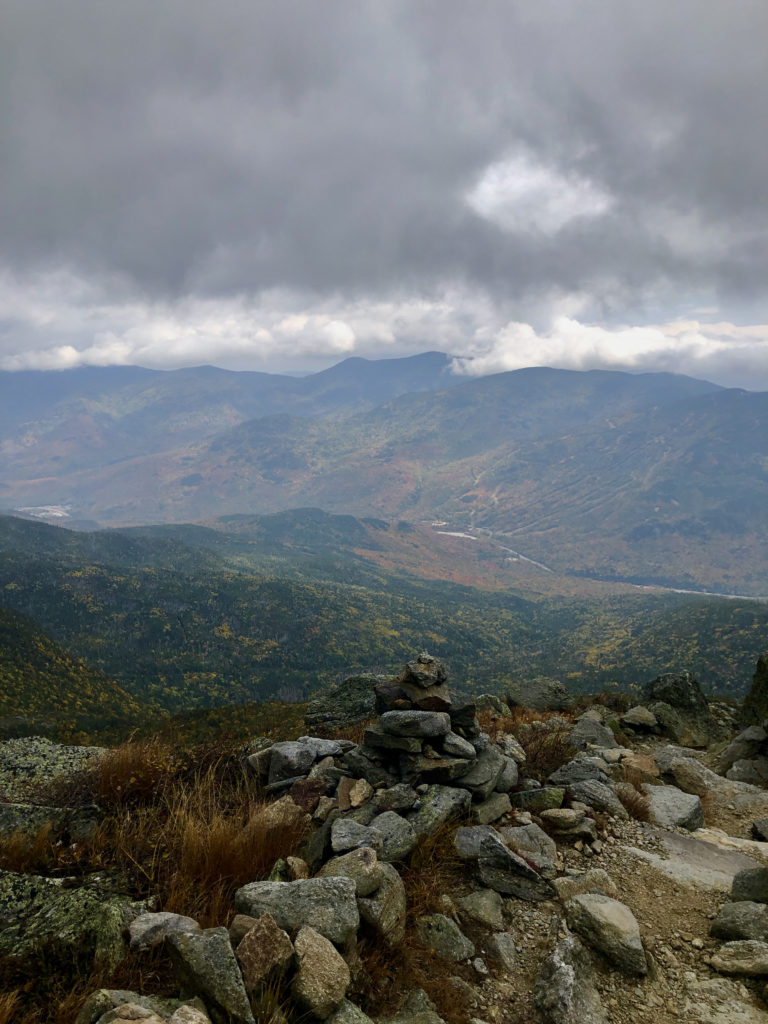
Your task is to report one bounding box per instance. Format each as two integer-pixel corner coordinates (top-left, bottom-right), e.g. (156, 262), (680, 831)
(0, 606), (145, 737)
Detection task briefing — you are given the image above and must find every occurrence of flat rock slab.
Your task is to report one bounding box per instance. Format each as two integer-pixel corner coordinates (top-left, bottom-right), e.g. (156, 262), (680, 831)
(234, 877), (359, 946)
(626, 827), (763, 891)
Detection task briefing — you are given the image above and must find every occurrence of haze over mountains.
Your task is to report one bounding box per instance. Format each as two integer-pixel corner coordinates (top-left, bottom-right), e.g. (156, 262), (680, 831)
(2, 354), (765, 596)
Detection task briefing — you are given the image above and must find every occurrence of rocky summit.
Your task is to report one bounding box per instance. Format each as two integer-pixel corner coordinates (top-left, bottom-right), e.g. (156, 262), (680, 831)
(3, 653), (768, 1024)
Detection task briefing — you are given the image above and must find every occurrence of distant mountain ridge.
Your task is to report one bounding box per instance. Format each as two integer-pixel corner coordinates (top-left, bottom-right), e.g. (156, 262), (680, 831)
(2, 356), (765, 594)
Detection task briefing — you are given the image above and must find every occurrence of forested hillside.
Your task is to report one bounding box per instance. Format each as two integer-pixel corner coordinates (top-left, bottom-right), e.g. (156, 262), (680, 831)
(0, 515), (764, 724)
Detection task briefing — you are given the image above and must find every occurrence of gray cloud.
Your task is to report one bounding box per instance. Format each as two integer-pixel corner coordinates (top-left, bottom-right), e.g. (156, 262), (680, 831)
(0, 1), (766, 381)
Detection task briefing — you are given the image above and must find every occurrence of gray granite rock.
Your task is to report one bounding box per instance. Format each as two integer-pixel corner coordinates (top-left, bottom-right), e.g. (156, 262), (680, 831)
(710, 940), (768, 976)
(568, 779), (628, 819)
(129, 911), (200, 950)
(234, 877), (359, 946)
(641, 784), (704, 831)
(711, 901), (768, 942)
(733, 867), (768, 904)
(407, 784), (472, 838)
(569, 719), (618, 751)
(457, 889), (504, 930)
(167, 927), (255, 1024)
(416, 913), (475, 962)
(472, 792), (512, 825)
(292, 925), (350, 1018)
(565, 894), (647, 975)
(318, 847), (384, 897)
(535, 935), (607, 1024)
(357, 862), (406, 946)
(331, 817), (384, 856)
(476, 830), (557, 901)
(369, 811), (418, 862)
(498, 822), (557, 878)
(380, 711), (451, 738)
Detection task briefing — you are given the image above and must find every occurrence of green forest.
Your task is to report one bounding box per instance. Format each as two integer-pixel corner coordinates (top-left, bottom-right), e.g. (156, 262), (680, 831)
(0, 515), (765, 740)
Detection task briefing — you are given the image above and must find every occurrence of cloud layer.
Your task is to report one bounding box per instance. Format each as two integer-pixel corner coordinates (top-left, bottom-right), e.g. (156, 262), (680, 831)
(1, 1), (766, 385)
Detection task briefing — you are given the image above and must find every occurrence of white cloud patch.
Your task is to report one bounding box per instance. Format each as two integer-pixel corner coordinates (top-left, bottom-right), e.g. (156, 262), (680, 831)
(466, 151), (614, 235)
(452, 317), (768, 388)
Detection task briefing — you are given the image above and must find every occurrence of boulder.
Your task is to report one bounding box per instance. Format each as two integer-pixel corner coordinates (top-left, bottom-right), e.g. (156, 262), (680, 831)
(741, 655), (768, 726)
(75, 991), (184, 1024)
(330, 818), (383, 856)
(475, 694), (511, 717)
(539, 808), (598, 843)
(535, 935), (607, 1024)
(292, 925), (350, 1019)
(498, 822), (557, 878)
(304, 673), (383, 733)
(510, 787), (565, 813)
(234, 878), (359, 947)
(373, 784), (418, 813)
(507, 677), (574, 712)
(457, 888), (504, 931)
(377, 989), (446, 1024)
(456, 744), (506, 800)
(710, 940), (768, 976)
(564, 894), (647, 975)
(380, 711), (451, 738)
(641, 784), (704, 831)
(568, 779), (628, 819)
(369, 811), (418, 862)
(642, 671), (721, 747)
(487, 931), (517, 970)
(235, 913), (294, 991)
(407, 784), (471, 838)
(441, 731), (477, 758)
(357, 862), (406, 945)
(318, 847), (384, 897)
(552, 869), (619, 902)
(0, 870), (140, 973)
(129, 912), (200, 950)
(711, 902), (768, 942)
(268, 741), (316, 785)
(167, 928), (255, 1024)
(416, 913), (475, 962)
(620, 706), (658, 730)
(569, 718), (618, 751)
(732, 867), (768, 904)
(549, 757), (609, 787)
(718, 726), (768, 774)
(325, 1000), (376, 1024)
(476, 830), (557, 901)
(472, 792), (512, 825)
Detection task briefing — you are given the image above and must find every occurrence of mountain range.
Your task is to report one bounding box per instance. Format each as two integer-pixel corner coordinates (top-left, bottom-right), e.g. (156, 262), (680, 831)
(1, 355), (766, 594)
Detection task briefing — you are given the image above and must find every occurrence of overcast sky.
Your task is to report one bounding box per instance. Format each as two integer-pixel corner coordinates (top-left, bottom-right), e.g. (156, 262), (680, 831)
(1, 1), (767, 386)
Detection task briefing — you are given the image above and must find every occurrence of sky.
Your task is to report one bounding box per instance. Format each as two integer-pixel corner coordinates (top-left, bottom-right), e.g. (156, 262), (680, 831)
(1, 1), (767, 387)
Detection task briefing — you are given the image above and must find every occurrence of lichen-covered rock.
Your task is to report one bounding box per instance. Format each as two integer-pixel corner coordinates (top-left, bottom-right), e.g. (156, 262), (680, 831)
(331, 817), (384, 856)
(380, 710), (451, 738)
(369, 810), (418, 862)
(0, 736), (105, 802)
(552, 869), (619, 903)
(456, 744), (505, 800)
(569, 718), (618, 751)
(565, 894), (647, 975)
(305, 673), (384, 733)
(75, 991), (184, 1024)
(167, 927), (254, 1024)
(234, 877), (359, 946)
(457, 888), (504, 930)
(0, 801), (101, 842)
(535, 935), (607, 1024)
(510, 787), (565, 813)
(324, 999), (376, 1024)
(416, 913), (475, 962)
(292, 925), (350, 1019)
(377, 988), (447, 1024)
(568, 779), (628, 819)
(0, 870), (140, 973)
(407, 784), (471, 838)
(643, 671), (722, 747)
(499, 822), (557, 878)
(472, 792), (512, 825)
(475, 830), (557, 901)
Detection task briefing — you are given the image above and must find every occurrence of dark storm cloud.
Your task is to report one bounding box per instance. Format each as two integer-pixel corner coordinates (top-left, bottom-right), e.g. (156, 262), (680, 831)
(0, 0), (766, 381)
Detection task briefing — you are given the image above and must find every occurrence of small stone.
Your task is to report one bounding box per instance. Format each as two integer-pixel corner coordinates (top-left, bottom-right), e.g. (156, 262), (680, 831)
(457, 889), (505, 931)
(565, 894), (647, 975)
(417, 913), (475, 962)
(487, 931), (517, 971)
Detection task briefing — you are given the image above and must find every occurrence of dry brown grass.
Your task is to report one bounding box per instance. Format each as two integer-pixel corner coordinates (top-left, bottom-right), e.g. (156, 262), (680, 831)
(325, 717), (375, 745)
(0, 991), (21, 1024)
(514, 723), (576, 783)
(614, 781), (652, 822)
(401, 820), (469, 920)
(0, 738), (314, 1022)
